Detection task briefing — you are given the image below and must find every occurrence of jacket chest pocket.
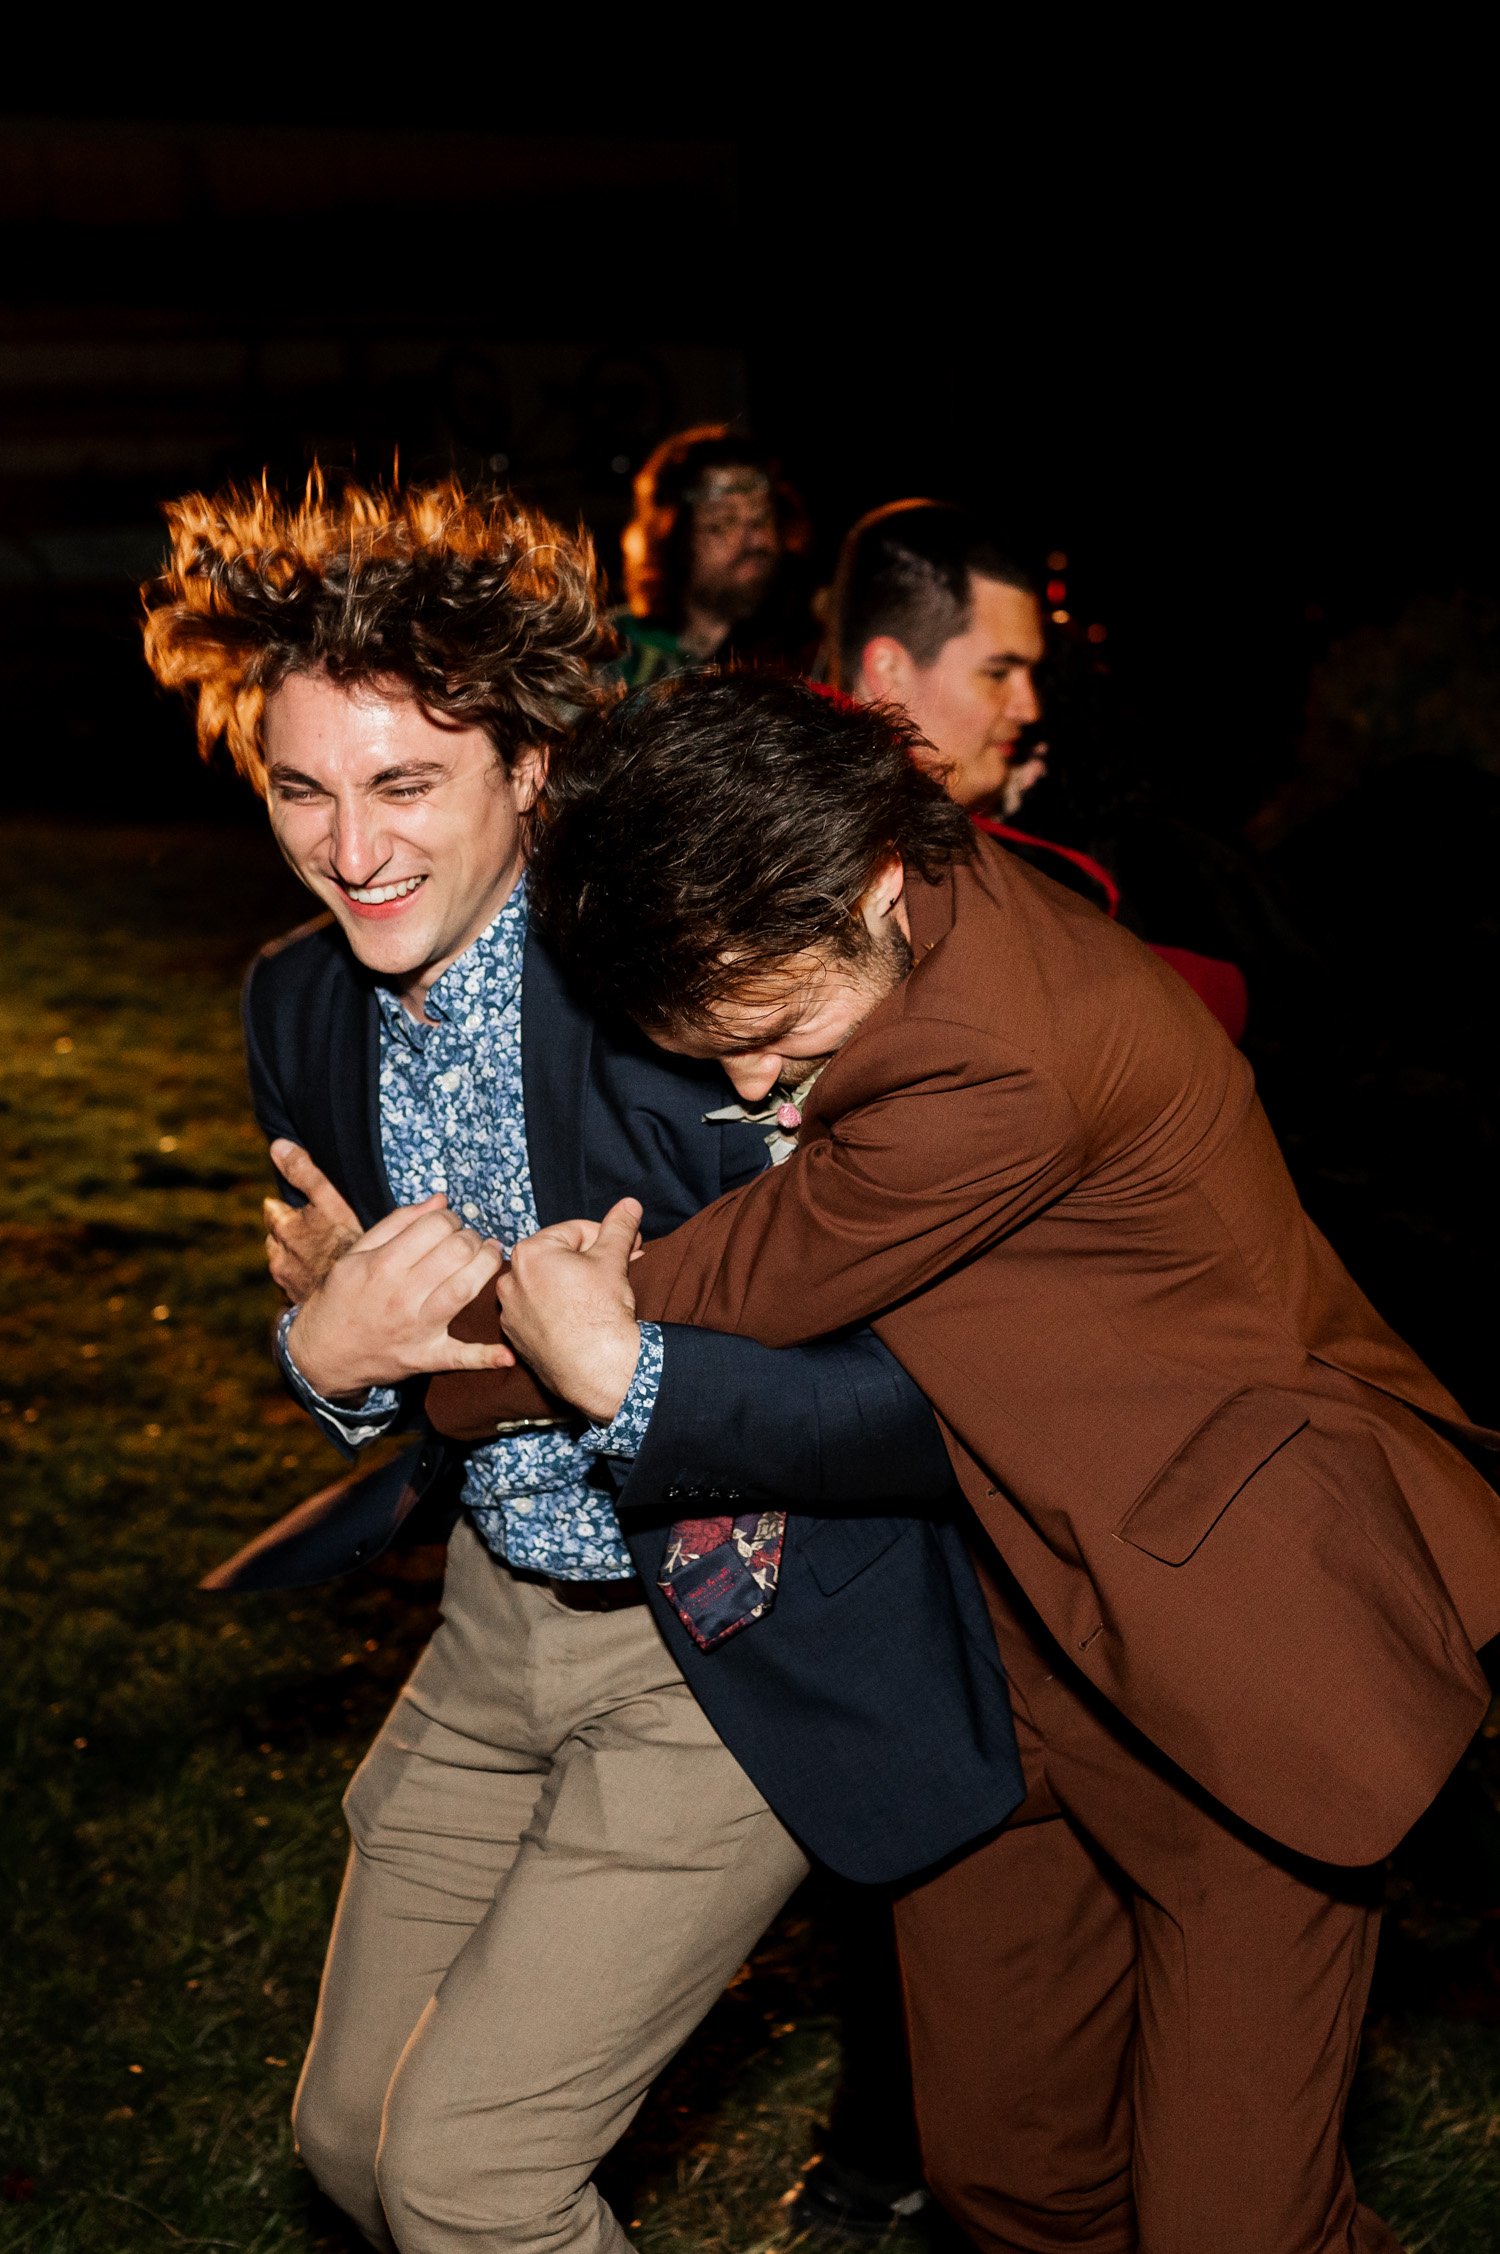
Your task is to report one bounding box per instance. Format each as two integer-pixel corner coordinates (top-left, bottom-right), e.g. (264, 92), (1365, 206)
(800, 1514), (913, 1596)
(1116, 1389), (1311, 1565)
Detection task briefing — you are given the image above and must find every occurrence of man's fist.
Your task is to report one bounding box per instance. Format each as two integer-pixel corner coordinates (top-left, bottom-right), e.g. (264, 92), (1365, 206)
(498, 1198), (645, 1425)
(287, 1198), (516, 1402)
(264, 1141), (362, 1302)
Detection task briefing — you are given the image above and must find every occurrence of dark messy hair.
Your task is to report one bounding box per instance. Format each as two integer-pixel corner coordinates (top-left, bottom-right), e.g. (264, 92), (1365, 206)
(141, 472), (617, 792)
(531, 672), (974, 1037)
(829, 499), (1036, 688)
(620, 424), (810, 626)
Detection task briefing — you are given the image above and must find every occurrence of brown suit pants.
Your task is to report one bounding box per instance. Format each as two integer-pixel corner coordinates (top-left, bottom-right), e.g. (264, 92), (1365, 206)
(894, 1566), (1404, 2254)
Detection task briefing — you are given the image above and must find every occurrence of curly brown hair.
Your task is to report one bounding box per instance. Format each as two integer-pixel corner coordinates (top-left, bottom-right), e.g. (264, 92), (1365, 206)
(141, 473), (618, 793)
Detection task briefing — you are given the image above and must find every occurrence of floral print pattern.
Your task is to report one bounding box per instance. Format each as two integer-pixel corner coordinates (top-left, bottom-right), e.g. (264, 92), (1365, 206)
(286, 878), (659, 1580)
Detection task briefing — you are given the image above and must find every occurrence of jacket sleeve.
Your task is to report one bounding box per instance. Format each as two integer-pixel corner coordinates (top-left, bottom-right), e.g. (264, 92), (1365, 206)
(275, 1307), (405, 1463)
(422, 1017), (1087, 1443)
(628, 1016), (1088, 1347)
(241, 954), (305, 1205)
(611, 1322), (956, 1520)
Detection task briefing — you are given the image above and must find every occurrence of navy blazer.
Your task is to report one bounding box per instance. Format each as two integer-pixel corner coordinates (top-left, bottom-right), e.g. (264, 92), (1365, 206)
(224, 911), (1022, 1883)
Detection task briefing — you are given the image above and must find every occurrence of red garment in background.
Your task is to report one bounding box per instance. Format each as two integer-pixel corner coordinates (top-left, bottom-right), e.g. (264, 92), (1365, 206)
(1142, 943), (1249, 1046)
(972, 816), (1250, 1047)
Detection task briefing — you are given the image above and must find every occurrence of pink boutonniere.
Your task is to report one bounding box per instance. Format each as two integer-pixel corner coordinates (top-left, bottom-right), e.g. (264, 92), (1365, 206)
(702, 1070), (824, 1165)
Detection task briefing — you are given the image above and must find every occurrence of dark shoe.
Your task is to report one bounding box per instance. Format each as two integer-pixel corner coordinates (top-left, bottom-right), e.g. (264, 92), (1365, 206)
(793, 2151), (931, 2240)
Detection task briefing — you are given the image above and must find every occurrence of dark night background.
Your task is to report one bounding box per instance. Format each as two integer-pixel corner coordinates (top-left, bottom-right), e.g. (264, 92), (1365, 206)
(4, 94), (1493, 827)
(4, 91), (1500, 2252)
(3, 96), (1496, 1407)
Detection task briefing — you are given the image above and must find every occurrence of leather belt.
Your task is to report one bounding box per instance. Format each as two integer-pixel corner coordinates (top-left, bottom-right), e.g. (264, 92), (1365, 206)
(548, 1576), (647, 1613)
(512, 1566), (647, 1613)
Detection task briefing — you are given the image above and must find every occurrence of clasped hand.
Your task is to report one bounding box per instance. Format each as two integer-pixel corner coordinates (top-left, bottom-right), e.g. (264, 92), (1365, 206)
(267, 1142), (513, 1402)
(262, 1141), (646, 1417)
(497, 1198), (646, 1426)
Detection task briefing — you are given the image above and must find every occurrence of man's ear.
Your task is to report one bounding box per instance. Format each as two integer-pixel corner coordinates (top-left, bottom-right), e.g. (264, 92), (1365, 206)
(859, 851), (907, 934)
(511, 743), (547, 813)
(857, 635), (917, 703)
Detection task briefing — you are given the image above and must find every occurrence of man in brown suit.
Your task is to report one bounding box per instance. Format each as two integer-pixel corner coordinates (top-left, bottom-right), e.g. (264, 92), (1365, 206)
(429, 674), (1500, 2253)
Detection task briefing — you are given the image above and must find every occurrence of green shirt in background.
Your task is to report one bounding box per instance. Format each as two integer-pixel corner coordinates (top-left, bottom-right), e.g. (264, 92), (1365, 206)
(606, 609), (703, 690)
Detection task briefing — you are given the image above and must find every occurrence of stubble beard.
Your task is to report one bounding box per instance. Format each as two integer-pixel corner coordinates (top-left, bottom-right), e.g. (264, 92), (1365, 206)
(778, 924), (914, 1092)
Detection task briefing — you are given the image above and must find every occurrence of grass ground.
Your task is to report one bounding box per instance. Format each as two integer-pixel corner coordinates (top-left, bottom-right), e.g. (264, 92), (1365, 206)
(2, 816), (1499, 2253)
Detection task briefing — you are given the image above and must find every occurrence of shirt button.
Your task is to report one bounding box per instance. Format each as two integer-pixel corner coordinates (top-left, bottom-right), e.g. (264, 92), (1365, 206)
(438, 1069), (463, 1092)
(462, 1202), (479, 1220)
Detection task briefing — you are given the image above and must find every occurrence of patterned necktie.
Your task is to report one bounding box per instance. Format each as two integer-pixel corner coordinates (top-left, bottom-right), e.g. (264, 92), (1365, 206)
(656, 1075), (820, 1651)
(658, 1505), (786, 1650)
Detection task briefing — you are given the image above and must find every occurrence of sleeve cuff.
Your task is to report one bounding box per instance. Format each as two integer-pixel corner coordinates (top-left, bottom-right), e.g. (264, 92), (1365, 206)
(277, 1307), (402, 1445)
(581, 1322), (663, 1461)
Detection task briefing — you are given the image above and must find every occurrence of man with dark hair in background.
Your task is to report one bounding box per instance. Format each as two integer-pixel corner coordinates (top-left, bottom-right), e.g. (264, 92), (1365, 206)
(830, 497), (1049, 816)
(832, 497), (1252, 1043)
(612, 423), (816, 686)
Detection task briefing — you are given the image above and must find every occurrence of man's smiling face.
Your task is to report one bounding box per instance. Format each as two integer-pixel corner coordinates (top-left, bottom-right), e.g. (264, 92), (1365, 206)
(263, 671), (539, 1010)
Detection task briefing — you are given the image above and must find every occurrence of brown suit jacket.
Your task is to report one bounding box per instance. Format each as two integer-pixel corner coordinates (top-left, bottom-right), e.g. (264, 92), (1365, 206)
(433, 842), (1500, 1865)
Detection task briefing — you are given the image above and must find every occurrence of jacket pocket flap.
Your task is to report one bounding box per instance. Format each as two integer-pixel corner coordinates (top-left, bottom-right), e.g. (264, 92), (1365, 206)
(800, 1514), (911, 1596)
(1116, 1389), (1310, 1565)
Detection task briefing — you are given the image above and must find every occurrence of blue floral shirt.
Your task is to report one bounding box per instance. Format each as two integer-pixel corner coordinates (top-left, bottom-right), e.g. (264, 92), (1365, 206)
(281, 878), (661, 1579)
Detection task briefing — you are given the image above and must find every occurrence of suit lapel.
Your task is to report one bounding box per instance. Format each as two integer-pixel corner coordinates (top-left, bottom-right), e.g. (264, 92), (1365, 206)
(327, 970), (393, 1225)
(520, 928), (593, 1225)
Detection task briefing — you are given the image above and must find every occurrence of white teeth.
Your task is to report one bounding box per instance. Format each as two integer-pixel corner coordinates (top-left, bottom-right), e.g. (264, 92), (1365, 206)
(347, 876), (425, 905)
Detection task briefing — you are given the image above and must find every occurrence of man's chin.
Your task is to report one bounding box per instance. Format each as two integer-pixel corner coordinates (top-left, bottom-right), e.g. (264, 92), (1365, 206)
(326, 896), (438, 980)
(718, 574), (778, 622)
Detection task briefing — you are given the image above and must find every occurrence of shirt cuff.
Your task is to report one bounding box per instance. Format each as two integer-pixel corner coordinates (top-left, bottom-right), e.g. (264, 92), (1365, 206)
(582, 1322), (663, 1461)
(277, 1306), (402, 1445)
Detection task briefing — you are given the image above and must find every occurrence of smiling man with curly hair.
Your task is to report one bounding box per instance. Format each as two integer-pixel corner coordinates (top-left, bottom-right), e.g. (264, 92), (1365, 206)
(140, 476), (1022, 2254)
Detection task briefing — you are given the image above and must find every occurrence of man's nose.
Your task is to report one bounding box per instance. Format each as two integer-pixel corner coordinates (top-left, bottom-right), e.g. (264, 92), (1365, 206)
(726, 1055), (783, 1103)
(1010, 668), (1043, 727)
(329, 802), (394, 886)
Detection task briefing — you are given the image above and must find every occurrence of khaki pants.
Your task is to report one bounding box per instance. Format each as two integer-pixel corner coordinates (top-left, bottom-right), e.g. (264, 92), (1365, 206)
(895, 1563), (1402, 2254)
(293, 1518), (808, 2252)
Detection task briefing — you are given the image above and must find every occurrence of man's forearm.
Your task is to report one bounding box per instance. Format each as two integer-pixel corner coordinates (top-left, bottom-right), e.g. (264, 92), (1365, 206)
(428, 1025), (1085, 1439)
(627, 1032), (1085, 1343)
(614, 1323), (955, 1517)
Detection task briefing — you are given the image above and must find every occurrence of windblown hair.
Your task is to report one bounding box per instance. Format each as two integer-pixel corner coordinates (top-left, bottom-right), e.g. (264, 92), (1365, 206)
(620, 425), (810, 625)
(829, 499), (1036, 688)
(531, 672), (974, 1037)
(141, 473), (617, 792)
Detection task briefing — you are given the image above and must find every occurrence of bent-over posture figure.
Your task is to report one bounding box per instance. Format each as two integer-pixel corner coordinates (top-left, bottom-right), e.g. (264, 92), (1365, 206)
(436, 673), (1500, 2254)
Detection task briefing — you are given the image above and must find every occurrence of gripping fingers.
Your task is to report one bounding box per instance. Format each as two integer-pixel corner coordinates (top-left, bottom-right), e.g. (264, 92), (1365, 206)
(407, 1223), (492, 1294)
(269, 1140), (361, 1229)
(363, 1211), (468, 1277)
(359, 1193), (451, 1251)
(263, 1194), (296, 1239)
(422, 1240), (506, 1329)
(522, 1217), (604, 1258)
(594, 1197), (645, 1259)
(442, 1335), (518, 1372)
(265, 1236), (300, 1300)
